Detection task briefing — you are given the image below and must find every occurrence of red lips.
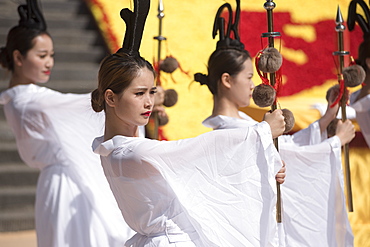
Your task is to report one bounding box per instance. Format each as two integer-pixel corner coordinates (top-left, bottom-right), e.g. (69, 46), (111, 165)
(141, 111), (151, 117)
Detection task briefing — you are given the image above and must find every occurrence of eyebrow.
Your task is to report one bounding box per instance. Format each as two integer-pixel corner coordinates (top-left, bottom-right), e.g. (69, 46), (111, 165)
(36, 49), (52, 53)
(135, 86), (157, 90)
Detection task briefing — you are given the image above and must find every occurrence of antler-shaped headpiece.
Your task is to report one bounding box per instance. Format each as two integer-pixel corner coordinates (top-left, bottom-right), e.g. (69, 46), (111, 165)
(17, 0), (47, 31)
(212, 0), (244, 51)
(348, 0), (370, 40)
(116, 0), (150, 57)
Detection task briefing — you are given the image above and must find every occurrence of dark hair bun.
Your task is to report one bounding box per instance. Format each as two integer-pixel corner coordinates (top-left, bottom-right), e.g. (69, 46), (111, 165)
(91, 88), (104, 112)
(194, 73), (209, 86)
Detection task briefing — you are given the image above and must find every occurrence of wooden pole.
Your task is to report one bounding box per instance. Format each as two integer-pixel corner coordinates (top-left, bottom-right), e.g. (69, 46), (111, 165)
(263, 0), (282, 222)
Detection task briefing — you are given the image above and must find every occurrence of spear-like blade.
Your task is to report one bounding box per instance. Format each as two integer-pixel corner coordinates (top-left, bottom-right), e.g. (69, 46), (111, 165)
(336, 6), (345, 26)
(333, 5), (353, 212)
(158, 0), (164, 14)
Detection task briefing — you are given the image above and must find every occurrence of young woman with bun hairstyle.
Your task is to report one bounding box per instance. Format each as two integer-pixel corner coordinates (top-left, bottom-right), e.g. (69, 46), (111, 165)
(195, 1), (355, 246)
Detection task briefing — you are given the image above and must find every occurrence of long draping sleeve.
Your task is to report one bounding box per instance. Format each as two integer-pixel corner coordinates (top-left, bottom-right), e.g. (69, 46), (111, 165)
(120, 122), (283, 246)
(0, 84), (103, 169)
(201, 112), (353, 246)
(279, 136), (353, 247)
(278, 120), (326, 146)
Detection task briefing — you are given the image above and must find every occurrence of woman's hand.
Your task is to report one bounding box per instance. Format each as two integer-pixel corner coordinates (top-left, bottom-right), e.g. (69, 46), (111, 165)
(336, 119), (355, 146)
(275, 161), (286, 184)
(263, 109), (285, 139)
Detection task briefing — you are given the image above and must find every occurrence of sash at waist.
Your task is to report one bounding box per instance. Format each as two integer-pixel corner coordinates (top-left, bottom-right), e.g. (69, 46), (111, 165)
(125, 219), (199, 246)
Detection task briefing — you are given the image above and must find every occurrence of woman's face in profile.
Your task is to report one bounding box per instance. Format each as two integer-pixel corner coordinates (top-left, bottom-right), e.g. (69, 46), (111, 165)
(229, 58), (255, 107)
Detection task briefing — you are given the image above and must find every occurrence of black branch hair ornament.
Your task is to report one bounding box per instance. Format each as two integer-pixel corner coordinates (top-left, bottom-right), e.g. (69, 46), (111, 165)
(344, 1), (368, 88)
(348, 0), (370, 40)
(17, 0), (47, 31)
(212, 0), (244, 51)
(116, 0), (150, 57)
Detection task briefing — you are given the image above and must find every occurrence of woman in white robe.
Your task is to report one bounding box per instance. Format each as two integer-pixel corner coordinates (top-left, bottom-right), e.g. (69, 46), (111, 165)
(347, 0), (370, 148)
(0, 2), (134, 246)
(91, 51), (288, 246)
(195, 47), (355, 247)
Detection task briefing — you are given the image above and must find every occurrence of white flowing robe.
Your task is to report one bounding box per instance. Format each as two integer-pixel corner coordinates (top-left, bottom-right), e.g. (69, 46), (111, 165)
(350, 90), (370, 148)
(0, 84), (134, 247)
(203, 111), (353, 247)
(93, 122), (283, 247)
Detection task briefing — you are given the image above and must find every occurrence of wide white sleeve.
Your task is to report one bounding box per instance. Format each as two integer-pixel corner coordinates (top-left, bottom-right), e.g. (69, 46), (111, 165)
(9, 90), (104, 169)
(280, 136), (353, 247)
(129, 122), (283, 247)
(278, 120), (326, 146)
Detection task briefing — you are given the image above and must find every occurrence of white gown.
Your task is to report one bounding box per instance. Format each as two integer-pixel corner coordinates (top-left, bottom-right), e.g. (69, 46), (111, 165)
(93, 122), (284, 247)
(0, 84), (134, 247)
(350, 90), (370, 148)
(203, 112), (353, 247)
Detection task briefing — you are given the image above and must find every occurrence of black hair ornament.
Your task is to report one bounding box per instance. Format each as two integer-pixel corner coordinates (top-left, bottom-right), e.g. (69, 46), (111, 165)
(193, 0), (244, 92)
(338, 0), (367, 89)
(212, 0), (245, 51)
(18, 0), (47, 31)
(116, 0), (150, 57)
(348, 0), (370, 40)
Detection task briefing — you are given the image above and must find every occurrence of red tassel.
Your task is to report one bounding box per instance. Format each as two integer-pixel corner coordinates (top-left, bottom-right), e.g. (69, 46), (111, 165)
(152, 58), (161, 86)
(330, 78), (345, 108)
(274, 67), (283, 99)
(255, 50), (270, 85)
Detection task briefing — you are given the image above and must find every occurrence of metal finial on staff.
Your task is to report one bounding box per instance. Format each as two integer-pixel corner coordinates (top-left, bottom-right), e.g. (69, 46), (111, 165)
(153, 0), (166, 140)
(333, 6), (353, 212)
(262, 0), (283, 223)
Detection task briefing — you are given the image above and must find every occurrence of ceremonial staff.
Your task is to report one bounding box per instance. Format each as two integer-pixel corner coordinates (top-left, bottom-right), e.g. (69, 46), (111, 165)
(262, 0), (283, 222)
(153, 0), (166, 140)
(333, 7), (353, 212)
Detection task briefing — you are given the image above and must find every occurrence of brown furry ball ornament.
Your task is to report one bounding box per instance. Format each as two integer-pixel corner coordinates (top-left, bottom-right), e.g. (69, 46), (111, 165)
(325, 84), (349, 103)
(282, 108), (295, 133)
(325, 84), (340, 102)
(152, 86), (178, 127)
(163, 89), (178, 107)
(158, 114), (169, 126)
(343, 64), (366, 88)
(252, 84), (276, 107)
(258, 47), (283, 73)
(159, 57), (179, 73)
